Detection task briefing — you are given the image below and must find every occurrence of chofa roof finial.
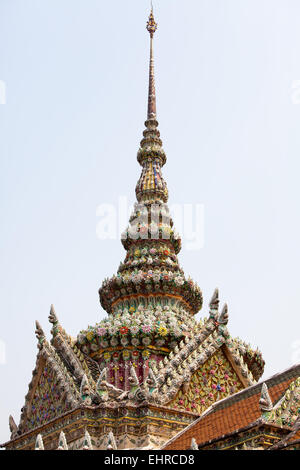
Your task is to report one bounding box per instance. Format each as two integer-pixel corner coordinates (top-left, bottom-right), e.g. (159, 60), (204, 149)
(209, 288), (219, 319)
(35, 321), (46, 350)
(9, 415), (18, 439)
(219, 303), (229, 325)
(48, 304), (60, 337)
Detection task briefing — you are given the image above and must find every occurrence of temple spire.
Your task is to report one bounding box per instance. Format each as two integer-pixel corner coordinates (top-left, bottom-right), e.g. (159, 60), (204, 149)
(146, 8), (157, 120)
(99, 8), (203, 318)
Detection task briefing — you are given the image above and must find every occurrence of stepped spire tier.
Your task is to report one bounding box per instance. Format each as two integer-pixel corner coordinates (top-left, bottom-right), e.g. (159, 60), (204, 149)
(136, 8), (167, 203)
(98, 9), (203, 363)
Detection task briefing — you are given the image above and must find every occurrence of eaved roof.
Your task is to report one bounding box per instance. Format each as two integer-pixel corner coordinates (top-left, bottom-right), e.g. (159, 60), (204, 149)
(162, 363), (300, 450)
(268, 417), (300, 450)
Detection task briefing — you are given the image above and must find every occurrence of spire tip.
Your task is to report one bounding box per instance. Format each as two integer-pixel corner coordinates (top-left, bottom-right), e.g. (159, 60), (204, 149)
(147, 7), (157, 37)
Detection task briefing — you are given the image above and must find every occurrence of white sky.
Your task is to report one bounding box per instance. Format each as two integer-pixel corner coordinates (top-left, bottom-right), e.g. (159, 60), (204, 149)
(1, 0), (300, 445)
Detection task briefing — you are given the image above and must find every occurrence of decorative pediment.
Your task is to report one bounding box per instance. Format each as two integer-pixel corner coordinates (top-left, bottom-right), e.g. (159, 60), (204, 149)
(18, 348), (79, 434)
(16, 318), (84, 436)
(142, 305), (256, 407)
(166, 348), (245, 414)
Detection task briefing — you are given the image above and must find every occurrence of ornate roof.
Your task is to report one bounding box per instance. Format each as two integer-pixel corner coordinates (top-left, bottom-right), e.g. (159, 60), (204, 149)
(162, 363), (300, 450)
(6, 287), (265, 445)
(2, 9), (269, 451)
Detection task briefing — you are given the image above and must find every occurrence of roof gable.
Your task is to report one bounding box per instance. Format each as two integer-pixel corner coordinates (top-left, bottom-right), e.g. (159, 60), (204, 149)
(17, 340), (81, 436)
(21, 359), (72, 434)
(163, 363), (300, 450)
(166, 347), (245, 415)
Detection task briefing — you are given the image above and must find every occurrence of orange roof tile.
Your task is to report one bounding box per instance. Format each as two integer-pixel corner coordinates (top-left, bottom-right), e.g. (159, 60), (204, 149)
(163, 364), (300, 450)
(286, 430), (300, 445)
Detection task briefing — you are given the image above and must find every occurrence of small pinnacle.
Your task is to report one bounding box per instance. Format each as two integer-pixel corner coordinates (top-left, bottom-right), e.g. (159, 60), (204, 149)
(9, 415), (17, 434)
(35, 321), (45, 342)
(209, 288), (219, 309)
(49, 304), (58, 324)
(191, 438), (198, 450)
(259, 383), (273, 412)
(35, 434), (44, 450)
(107, 431), (117, 450)
(219, 303), (229, 325)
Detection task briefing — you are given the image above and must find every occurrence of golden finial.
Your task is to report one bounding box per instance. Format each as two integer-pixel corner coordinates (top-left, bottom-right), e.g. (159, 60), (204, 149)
(147, 6), (157, 37)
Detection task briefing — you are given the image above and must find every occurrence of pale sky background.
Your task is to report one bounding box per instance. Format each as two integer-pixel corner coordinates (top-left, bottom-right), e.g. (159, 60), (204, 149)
(1, 0), (300, 445)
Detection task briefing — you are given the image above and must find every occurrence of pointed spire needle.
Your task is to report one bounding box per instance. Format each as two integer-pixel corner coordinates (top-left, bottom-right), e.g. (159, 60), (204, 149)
(146, 8), (158, 120)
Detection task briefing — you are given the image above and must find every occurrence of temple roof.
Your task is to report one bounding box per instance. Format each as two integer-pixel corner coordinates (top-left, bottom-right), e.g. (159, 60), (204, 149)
(162, 363), (300, 449)
(6, 293), (265, 444)
(269, 418), (300, 450)
(10, 307), (100, 439)
(2, 10), (273, 451)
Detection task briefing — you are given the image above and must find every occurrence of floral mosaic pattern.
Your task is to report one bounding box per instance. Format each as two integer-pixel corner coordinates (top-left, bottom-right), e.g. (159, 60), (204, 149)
(268, 377), (300, 427)
(24, 366), (71, 432)
(99, 200), (202, 315)
(119, 242), (180, 272)
(100, 266), (202, 314)
(77, 304), (196, 353)
(168, 349), (244, 415)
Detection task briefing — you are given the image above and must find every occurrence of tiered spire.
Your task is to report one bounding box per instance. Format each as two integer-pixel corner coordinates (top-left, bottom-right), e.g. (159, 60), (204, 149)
(99, 9), (202, 321)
